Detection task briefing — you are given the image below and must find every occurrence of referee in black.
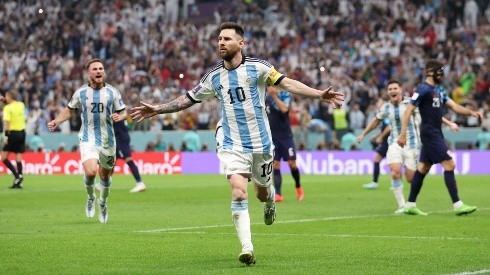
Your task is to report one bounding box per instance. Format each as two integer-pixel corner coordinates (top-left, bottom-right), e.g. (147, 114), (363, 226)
(1, 91), (26, 188)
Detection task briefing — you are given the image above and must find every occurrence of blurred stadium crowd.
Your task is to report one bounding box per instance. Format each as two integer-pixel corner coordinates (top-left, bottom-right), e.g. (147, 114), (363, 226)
(1, 0), (489, 150)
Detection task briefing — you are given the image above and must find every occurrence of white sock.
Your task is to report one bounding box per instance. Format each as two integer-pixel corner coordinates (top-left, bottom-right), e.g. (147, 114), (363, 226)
(392, 185), (405, 208)
(266, 185), (276, 207)
(84, 176), (95, 198)
(406, 201), (416, 208)
(99, 178), (112, 204)
(453, 200), (463, 209)
(231, 201), (252, 251)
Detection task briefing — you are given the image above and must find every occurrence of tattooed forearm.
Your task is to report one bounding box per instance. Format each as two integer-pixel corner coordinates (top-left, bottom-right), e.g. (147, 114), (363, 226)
(156, 94), (195, 114)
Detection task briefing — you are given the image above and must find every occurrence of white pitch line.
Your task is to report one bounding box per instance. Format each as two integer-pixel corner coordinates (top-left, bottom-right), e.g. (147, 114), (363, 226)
(136, 213), (384, 233)
(156, 231), (480, 241)
(136, 208), (489, 233)
(447, 269), (490, 275)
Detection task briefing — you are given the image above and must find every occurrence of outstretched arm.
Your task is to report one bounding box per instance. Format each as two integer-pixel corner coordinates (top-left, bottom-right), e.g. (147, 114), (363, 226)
(276, 77), (344, 108)
(130, 94), (195, 122)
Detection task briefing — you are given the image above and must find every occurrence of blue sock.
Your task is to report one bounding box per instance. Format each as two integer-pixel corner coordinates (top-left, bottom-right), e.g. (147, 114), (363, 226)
(291, 167), (301, 188)
(273, 169), (282, 195)
(444, 170), (460, 203)
(127, 160), (142, 182)
(407, 170), (426, 203)
(373, 162), (380, 183)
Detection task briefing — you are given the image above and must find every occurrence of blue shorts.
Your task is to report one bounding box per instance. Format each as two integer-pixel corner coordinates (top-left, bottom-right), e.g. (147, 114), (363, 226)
(273, 138), (296, 162)
(116, 143), (132, 159)
(419, 142), (452, 164)
(375, 141), (388, 158)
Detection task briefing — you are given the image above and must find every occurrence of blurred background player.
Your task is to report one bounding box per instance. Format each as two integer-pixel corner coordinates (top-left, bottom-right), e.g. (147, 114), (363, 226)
(114, 119), (146, 192)
(48, 58), (127, 223)
(398, 59), (482, 216)
(362, 117), (390, 190)
(1, 91), (26, 188)
(357, 80), (422, 213)
(265, 86), (304, 202)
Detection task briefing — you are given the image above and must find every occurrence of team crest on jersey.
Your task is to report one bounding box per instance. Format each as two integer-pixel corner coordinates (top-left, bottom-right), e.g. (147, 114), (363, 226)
(245, 77), (251, 85)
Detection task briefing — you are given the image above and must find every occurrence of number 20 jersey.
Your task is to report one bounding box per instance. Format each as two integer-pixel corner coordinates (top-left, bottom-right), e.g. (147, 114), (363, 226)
(68, 83), (126, 148)
(188, 56), (285, 154)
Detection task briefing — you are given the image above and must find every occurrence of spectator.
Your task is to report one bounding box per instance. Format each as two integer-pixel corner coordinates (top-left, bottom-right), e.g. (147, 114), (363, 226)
(182, 129), (201, 152)
(340, 129), (358, 151)
(476, 127), (490, 150)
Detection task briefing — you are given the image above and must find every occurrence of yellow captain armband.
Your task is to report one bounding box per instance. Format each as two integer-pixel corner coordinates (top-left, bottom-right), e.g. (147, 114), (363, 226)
(266, 68), (284, 86)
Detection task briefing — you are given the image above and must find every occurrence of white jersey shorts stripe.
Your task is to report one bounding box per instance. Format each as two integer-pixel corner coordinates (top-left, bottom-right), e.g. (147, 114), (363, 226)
(378, 100), (419, 149)
(247, 64), (271, 153)
(105, 88), (115, 148)
(81, 89), (89, 142)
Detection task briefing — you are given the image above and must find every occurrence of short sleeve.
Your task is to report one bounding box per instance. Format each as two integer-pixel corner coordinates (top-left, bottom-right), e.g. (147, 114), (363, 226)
(113, 90), (126, 112)
(375, 103), (388, 120)
(68, 90), (81, 109)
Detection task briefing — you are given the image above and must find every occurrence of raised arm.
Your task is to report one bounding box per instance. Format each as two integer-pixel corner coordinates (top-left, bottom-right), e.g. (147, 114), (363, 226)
(130, 94), (195, 122)
(47, 107), (72, 132)
(276, 77), (344, 108)
(397, 104), (417, 147)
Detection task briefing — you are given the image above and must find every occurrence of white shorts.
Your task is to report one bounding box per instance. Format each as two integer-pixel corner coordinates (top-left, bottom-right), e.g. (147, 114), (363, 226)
(386, 143), (418, 171)
(217, 149), (273, 187)
(79, 143), (116, 169)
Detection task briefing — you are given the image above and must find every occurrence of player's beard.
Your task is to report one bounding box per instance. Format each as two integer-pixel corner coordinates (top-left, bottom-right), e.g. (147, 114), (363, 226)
(90, 76), (105, 89)
(219, 47), (239, 62)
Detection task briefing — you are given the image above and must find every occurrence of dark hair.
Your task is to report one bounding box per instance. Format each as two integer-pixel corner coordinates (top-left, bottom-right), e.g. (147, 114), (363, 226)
(425, 59), (443, 73)
(387, 79), (400, 86)
(86, 58), (104, 71)
(219, 22), (244, 37)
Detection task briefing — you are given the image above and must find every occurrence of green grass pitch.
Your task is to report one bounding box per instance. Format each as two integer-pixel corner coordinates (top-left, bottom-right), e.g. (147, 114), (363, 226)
(1, 174), (489, 274)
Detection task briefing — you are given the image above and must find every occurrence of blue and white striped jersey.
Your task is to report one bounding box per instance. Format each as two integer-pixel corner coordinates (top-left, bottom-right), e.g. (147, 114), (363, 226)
(376, 99), (420, 149)
(188, 56), (284, 153)
(68, 83), (126, 148)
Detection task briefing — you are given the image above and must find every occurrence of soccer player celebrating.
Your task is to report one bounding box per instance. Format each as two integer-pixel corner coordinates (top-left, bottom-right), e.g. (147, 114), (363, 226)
(357, 79), (458, 213)
(48, 58), (127, 223)
(265, 86), (304, 202)
(131, 22), (344, 265)
(397, 59), (482, 216)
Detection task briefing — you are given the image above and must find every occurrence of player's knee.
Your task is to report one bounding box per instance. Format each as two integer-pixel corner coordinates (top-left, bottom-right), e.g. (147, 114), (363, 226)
(232, 188), (247, 201)
(85, 169), (97, 178)
(444, 162), (455, 171)
(390, 170), (402, 179)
